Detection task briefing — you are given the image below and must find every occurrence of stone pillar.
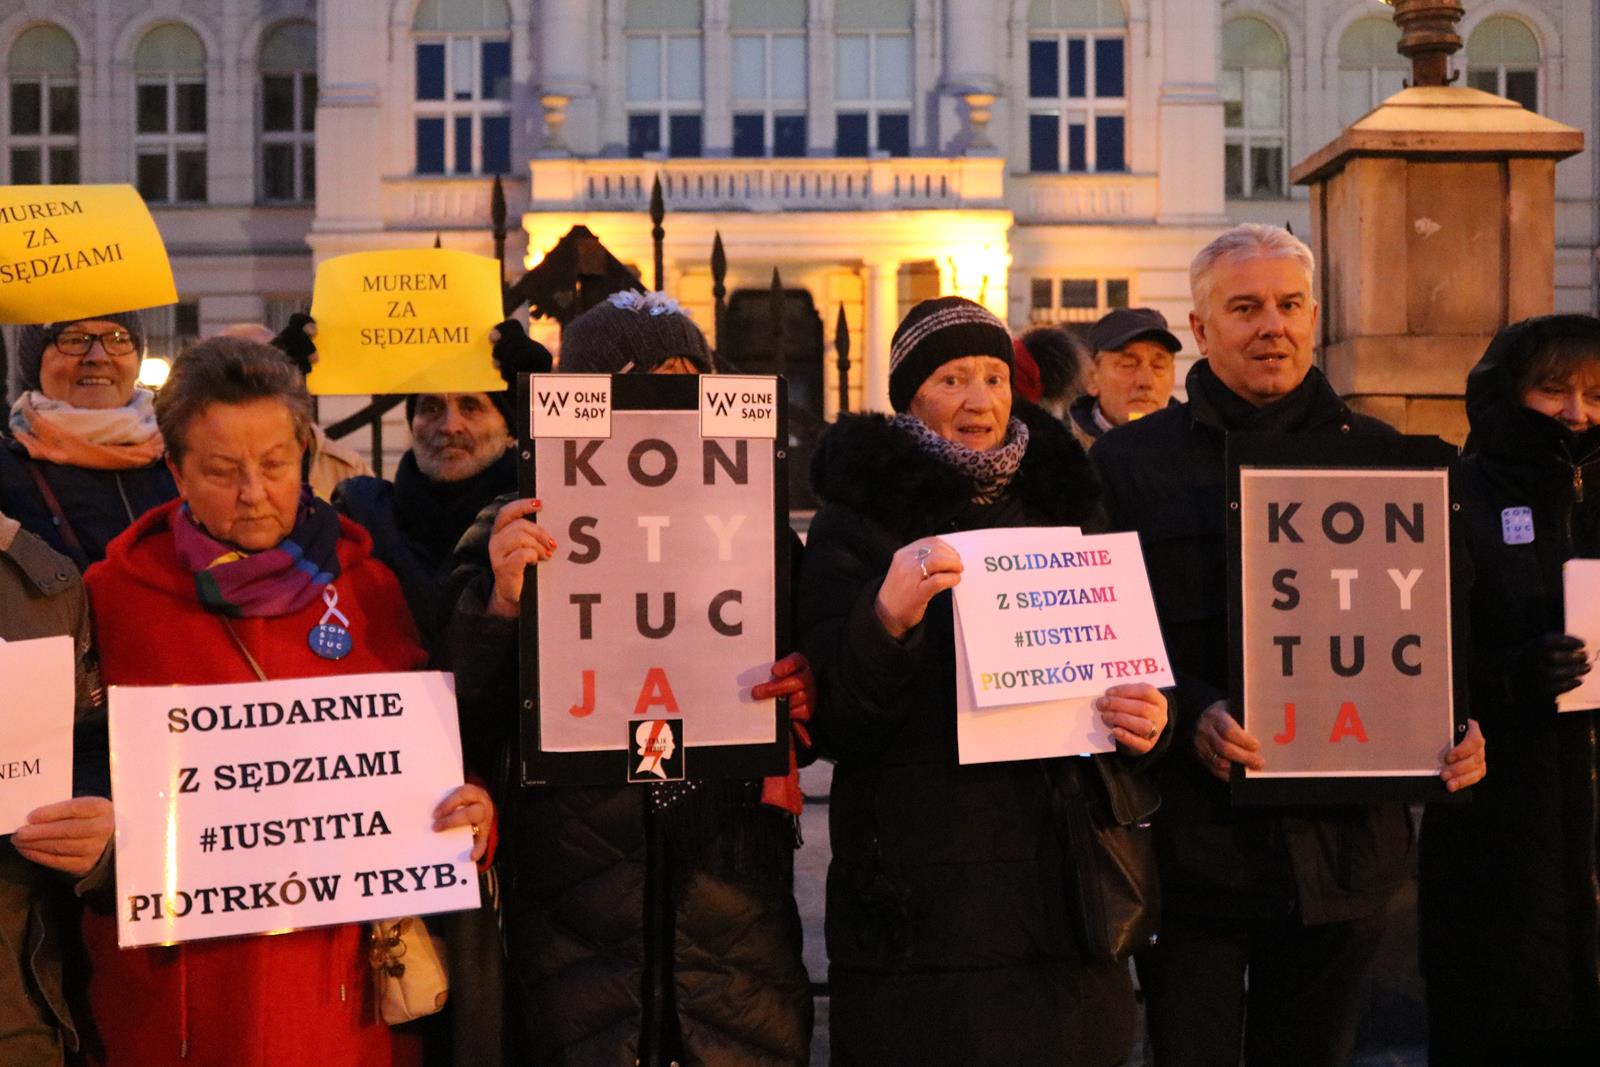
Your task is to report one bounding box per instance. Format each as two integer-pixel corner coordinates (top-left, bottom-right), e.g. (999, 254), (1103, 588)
(311, 0), (386, 242)
(942, 0), (998, 154)
(1153, 0), (1225, 225)
(1292, 88), (1583, 443)
(864, 259), (900, 413)
(537, 0), (590, 154)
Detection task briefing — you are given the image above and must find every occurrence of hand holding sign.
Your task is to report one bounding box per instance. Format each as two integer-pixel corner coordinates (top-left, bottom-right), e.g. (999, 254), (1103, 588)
(1195, 700), (1265, 781)
(1096, 683), (1168, 755)
(487, 498), (556, 619)
(875, 537), (963, 639)
(12, 796), (113, 876)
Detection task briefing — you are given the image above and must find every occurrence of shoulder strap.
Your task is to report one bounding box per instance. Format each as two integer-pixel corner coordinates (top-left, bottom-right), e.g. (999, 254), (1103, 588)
(26, 462), (88, 565)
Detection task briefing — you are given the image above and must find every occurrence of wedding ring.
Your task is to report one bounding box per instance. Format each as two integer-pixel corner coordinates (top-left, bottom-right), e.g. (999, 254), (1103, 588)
(916, 547), (931, 579)
(1146, 724), (1160, 740)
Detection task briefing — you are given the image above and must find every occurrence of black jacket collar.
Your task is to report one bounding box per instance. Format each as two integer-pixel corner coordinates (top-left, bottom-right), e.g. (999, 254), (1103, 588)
(1185, 359), (1353, 436)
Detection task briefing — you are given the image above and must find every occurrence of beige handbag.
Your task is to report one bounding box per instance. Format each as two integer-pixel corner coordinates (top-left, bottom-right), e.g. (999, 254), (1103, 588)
(370, 916), (450, 1024)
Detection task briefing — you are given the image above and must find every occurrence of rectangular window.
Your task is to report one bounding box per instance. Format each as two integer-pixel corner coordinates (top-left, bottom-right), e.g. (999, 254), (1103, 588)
(1029, 113), (1058, 173)
(176, 83), (206, 133)
(481, 114), (511, 172)
(1067, 122), (1086, 172)
(481, 40), (511, 101)
(176, 150), (207, 201)
(877, 113), (910, 157)
(136, 153), (167, 201)
(1031, 276), (1135, 329)
(1094, 38), (1124, 98)
(668, 114), (702, 156)
(733, 37), (765, 97)
(773, 113), (806, 157)
(302, 145), (315, 197)
(451, 38), (474, 100)
(137, 84), (167, 133)
(1224, 142), (1244, 197)
(628, 37), (661, 100)
(1505, 69), (1538, 112)
(1095, 115), (1125, 171)
(10, 148), (40, 184)
(416, 43), (445, 100)
(732, 113), (764, 157)
(263, 75), (296, 132)
(10, 82), (40, 135)
(452, 114), (473, 174)
(1028, 39), (1059, 99)
(416, 116), (445, 173)
(1031, 278), (1053, 310)
(628, 113), (661, 157)
(262, 143), (295, 200)
(1066, 38), (1086, 98)
(836, 112), (869, 156)
(1250, 144), (1283, 197)
(48, 147), (78, 183)
(1106, 278), (1130, 308)
(1060, 279), (1097, 308)
(49, 84), (78, 134)
(876, 36), (911, 98)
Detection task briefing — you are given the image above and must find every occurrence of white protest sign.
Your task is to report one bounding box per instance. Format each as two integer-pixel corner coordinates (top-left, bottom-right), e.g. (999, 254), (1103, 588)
(530, 374), (612, 438)
(0, 635), (74, 835)
(1559, 559), (1600, 712)
(108, 671), (479, 948)
(700, 375), (779, 439)
(942, 527), (1173, 709)
(954, 601), (1113, 764)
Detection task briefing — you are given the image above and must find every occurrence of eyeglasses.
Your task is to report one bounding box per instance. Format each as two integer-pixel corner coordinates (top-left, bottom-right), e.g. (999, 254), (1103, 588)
(51, 329), (138, 357)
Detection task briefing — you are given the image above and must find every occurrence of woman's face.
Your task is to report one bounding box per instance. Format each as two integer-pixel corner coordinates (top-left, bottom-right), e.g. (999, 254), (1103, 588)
(1522, 357), (1600, 432)
(38, 319), (142, 409)
(908, 356), (1013, 451)
(170, 397), (306, 551)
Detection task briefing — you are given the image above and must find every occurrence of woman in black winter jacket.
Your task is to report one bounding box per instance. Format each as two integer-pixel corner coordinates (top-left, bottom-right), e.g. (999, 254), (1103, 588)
(801, 297), (1168, 1066)
(1419, 314), (1600, 1065)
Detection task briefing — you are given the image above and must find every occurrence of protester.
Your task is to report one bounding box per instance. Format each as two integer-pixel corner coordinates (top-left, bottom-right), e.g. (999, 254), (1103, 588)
(1068, 307), (1180, 448)
(0, 508), (111, 1067)
(1090, 224), (1486, 1066)
(445, 290), (814, 1065)
(1015, 324), (1087, 420)
(0, 312), (177, 569)
(1419, 314), (1600, 1065)
(799, 295), (1167, 1065)
(78, 336), (492, 1066)
(335, 320), (551, 652)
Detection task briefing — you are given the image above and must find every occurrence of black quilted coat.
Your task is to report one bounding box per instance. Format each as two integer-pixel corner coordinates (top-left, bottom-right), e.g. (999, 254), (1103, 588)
(446, 508), (812, 1067)
(1419, 315), (1600, 1053)
(800, 403), (1161, 1066)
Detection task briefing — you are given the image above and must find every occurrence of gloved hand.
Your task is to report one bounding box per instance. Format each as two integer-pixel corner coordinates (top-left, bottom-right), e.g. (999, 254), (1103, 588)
(1516, 633), (1590, 701)
(489, 319), (553, 379)
(271, 313), (317, 376)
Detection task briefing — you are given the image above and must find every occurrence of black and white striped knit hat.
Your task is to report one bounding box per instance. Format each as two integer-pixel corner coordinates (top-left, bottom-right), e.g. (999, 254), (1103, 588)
(888, 296), (1014, 412)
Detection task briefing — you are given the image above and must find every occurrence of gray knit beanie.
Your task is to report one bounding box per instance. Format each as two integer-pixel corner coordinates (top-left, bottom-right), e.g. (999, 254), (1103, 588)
(15, 310), (148, 392)
(558, 291), (714, 375)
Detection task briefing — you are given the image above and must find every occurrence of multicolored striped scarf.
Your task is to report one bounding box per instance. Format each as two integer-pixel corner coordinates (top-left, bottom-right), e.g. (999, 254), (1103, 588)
(173, 488), (342, 617)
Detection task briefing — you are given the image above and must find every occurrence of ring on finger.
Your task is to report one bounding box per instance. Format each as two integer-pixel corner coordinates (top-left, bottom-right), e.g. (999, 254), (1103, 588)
(1146, 723), (1159, 740)
(915, 547), (931, 579)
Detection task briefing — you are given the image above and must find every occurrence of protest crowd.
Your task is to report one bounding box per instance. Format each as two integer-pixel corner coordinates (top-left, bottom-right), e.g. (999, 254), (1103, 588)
(7, 217), (1600, 1067)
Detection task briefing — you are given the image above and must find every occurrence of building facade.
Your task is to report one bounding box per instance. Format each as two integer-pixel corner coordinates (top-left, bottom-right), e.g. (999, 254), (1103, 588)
(1, 0), (1594, 431)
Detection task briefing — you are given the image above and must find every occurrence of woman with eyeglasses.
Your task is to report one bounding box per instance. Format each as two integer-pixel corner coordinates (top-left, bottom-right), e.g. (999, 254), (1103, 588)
(0, 312), (178, 570)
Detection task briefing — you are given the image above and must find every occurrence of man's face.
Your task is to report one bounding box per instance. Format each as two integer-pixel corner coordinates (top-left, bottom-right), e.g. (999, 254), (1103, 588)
(1190, 255), (1319, 407)
(1089, 339), (1176, 425)
(411, 393), (510, 481)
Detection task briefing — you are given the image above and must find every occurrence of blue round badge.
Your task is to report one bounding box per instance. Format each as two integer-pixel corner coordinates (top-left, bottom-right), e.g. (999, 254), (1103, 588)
(308, 623), (353, 660)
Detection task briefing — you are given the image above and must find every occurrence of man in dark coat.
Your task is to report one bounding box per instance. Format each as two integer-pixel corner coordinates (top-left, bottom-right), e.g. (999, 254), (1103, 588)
(334, 321), (549, 652)
(1419, 314), (1600, 1064)
(1091, 224), (1485, 1066)
(1067, 307), (1180, 450)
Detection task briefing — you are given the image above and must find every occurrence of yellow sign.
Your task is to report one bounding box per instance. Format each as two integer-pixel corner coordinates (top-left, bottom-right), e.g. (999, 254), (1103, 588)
(0, 184), (177, 325)
(307, 249), (504, 396)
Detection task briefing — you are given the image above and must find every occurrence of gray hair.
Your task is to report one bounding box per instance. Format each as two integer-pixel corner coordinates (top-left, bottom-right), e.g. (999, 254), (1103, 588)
(1190, 224), (1315, 315)
(156, 335), (314, 465)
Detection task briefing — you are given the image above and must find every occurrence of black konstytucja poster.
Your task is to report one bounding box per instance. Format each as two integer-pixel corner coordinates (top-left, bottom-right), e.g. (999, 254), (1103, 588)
(1227, 434), (1469, 805)
(517, 372), (790, 786)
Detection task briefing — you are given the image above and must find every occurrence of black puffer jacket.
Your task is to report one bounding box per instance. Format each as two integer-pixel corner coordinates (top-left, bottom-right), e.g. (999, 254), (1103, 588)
(1419, 315), (1600, 1044)
(1091, 362), (1413, 924)
(801, 403), (1161, 1066)
(0, 441), (175, 570)
(445, 503), (812, 1067)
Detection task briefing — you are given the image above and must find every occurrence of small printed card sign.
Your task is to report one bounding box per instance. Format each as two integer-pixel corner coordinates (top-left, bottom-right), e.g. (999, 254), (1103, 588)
(108, 671), (480, 948)
(529, 374), (612, 439)
(1559, 559), (1600, 713)
(0, 184), (177, 324)
(942, 527), (1174, 710)
(307, 248), (504, 395)
(700, 375), (779, 439)
(0, 636), (74, 835)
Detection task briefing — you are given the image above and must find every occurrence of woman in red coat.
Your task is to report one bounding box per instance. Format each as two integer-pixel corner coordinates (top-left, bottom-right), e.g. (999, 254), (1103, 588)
(81, 335), (492, 1066)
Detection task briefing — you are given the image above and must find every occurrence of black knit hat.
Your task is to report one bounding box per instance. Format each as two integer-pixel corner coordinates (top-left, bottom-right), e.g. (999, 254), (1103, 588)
(888, 296), (1014, 412)
(14, 310), (147, 393)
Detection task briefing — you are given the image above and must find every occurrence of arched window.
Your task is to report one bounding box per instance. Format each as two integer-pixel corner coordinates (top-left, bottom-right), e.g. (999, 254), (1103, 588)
(1465, 17), (1539, 112)
(1337, 18), (1406, 126)
(1220, 16), (1286, 199)
(1025, 0), (1127, 174)
(134, 23), (207, 204)
(834, 0), (912, 157)
(8, 24), (79, 184)
(413, 0), (512, 175)
(625, 0), (703, 158)
(260, 22), (316, 202)
(730, 0), (807, 158)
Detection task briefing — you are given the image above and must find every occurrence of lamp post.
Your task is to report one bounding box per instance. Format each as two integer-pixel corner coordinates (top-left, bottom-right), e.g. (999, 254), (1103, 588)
(1382, 0), (1465, 87)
